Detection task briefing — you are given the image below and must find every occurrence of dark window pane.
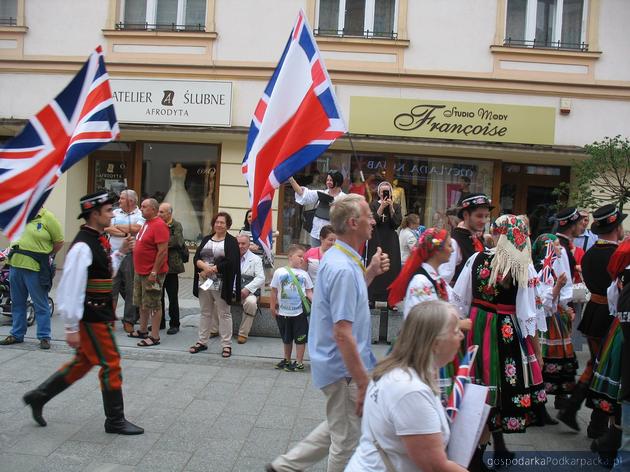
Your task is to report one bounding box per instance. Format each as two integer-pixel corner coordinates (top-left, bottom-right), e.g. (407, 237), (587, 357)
(318, 0), (340, 34)
(374, 0), (395, 37)
(535, 0), (557, 46)
(123, 0), (147, 26)
(0, 0), (17, 20)
(185, 0), (206, 28)
(344, 0), (365, 36)
(506, 0), (527, 43)
(561, 0), (584, 47)
(156, 0), (178, 27)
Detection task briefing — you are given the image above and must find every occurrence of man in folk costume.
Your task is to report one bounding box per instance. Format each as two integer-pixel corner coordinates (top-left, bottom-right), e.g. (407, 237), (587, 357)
(22, 191), (143, 435)
(558, 205), (625, 438)
(588, 239), (630, 465)
(453, 215), (546, 467)
(440, 193), (493, 285)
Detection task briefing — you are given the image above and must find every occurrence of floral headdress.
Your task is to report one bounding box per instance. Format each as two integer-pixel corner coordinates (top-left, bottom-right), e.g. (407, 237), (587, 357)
(489, 214), (532, 288)
(388, 227), (449, 307)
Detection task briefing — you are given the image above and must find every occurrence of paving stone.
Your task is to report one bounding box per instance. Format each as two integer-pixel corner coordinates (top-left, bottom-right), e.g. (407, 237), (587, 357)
(136, 406), (183, 433)
(136, 447), (192, 472)
(6, 421), (83, 456)
(255, 405), (297, 430)
(30, 440), (104, 472)
(0, 452), (45, 472)
(95, 431), (160, 465)
(207, 413), (256, 440)
(69, 421), (118, 445)
(212, 367), (251, 384)
(266, 387), (304, 408)
(222, 392), (267, 416)
(83, 462), (136, 472)
(153, 422), (216, 453)
(242, 427), (292, 459)
(196, 381), (240, 400)
(177, 399), (225, 424)
(185, 438), (244, 472)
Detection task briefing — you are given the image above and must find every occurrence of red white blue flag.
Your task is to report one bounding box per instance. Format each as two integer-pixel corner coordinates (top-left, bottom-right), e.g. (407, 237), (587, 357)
(241, 10), (346, 259)
(541, 240), (558, 285)
(0, 46), (119, 241)
(446, 345), (479, 423)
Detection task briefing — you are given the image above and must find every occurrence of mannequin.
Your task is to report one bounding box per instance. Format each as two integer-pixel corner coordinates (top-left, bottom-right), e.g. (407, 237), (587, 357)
(392, 178), (407, 217)
(164, 163), (202, 241)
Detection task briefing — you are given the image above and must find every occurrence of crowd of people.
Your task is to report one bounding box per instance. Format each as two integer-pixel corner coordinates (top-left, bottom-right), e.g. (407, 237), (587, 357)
(2, 177), (629, 470)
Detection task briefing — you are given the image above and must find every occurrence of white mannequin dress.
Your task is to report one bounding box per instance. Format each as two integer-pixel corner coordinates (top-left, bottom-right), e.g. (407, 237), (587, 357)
(164, 164), (202, 241)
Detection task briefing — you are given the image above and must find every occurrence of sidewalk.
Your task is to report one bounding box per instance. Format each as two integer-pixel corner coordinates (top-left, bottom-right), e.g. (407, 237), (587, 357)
(0, 278), (604, 472)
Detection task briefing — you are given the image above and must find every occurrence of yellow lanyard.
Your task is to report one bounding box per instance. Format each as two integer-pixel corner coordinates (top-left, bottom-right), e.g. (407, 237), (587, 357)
(334, 243), (367, 276)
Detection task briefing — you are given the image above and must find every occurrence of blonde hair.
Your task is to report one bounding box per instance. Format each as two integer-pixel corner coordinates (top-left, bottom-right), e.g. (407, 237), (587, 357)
(372, 300), (455, 394)
(329, 194), (365, 235)
(401, 213), (420, 229)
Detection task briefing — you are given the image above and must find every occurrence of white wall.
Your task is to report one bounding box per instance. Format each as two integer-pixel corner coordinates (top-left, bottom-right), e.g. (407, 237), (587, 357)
(213, 0), (307, 63)
(0, 74), (72, 119)
(594, 0), (630, 81)
(23, 0), (109, 57)
(403, 0), (496, 73)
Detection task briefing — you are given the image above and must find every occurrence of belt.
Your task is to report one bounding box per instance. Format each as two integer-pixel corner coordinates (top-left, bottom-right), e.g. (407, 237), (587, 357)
(86, 278), (113, 294)
(589, 293), (608, 305)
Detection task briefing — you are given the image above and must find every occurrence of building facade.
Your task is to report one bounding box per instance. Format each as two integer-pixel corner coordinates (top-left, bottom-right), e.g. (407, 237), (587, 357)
(1, 0), (629, 255)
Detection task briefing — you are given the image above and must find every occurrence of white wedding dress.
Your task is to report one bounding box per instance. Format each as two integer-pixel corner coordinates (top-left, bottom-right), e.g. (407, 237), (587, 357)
(164, 166), (202, 241)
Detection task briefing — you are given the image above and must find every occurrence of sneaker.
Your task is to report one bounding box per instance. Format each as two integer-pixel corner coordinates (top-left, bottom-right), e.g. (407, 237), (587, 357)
(294, 362), (305, 371)
(0, 335), (23, 345)
(275, 359), (289, 370)
(284, 361), (296, 372)
(39, 339), (50, 350)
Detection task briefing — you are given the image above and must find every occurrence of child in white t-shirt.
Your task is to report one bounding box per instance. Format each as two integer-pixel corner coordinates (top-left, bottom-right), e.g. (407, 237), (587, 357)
(270, 244), (314, 372)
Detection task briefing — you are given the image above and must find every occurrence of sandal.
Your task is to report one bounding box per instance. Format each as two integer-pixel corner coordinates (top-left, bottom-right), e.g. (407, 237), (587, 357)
(137, 336), (160, 347)
(222, 347), (232, 358)
(128, 330), (148, 339)
(189, 343), (208, 354)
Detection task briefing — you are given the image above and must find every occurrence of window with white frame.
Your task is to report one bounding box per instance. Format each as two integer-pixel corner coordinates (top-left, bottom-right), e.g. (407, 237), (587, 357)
(316, 0), (397, 38)
(119, 0), (206, 31)
(505, 0), (587, 50)
(0, 0), (18, 26)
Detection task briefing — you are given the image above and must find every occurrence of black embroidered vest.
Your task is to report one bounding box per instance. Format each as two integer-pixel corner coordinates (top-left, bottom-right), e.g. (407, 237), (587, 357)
(451, 227), (480, 283)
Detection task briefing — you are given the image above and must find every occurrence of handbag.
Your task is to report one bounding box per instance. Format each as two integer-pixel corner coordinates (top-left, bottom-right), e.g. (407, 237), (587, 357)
(285, 266), (311, 315)
(179, 244), (190, 264)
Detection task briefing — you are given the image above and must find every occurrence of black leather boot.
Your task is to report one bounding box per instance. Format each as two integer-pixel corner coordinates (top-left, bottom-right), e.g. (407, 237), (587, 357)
(23, 372), (70, 427)
(468, 444), (491, 472)
(533, 403), (559, 426)
(587, 408), (610, 439)
(492, 431), (516, 468)
(102, 389), (144, 435)
(557, 382), (589, 431)
(591, 424), (622, 468)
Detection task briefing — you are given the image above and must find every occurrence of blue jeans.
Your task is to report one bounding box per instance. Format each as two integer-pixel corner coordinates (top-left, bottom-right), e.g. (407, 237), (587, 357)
(9, 266), (51, 341)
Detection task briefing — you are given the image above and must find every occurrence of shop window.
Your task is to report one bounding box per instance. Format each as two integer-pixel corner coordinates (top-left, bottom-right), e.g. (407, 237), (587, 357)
(0, 0), (17, 25)
(316, 0), (398, 39)
(278, 151), (494, 252)
(89, 142), (136, 197)
(118, 0), (206, 31)
(141, 142), (218, 244)
(505, 0), (587, 50)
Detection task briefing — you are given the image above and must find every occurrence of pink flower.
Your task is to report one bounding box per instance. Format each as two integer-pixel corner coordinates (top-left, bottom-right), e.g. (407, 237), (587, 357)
(506, 417), (520, 430)
(505, 363), (516, 377)
(545, 364), (557, 373)
(480, 268), (490, 279)
(519, 395), (531, 408)
(537, 390), (547, 402)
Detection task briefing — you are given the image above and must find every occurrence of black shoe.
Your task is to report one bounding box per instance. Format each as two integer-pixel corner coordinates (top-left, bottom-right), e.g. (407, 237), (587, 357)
(556, 382), (589, 431)
(166, 327), (179, 335)
(39, 339), (50, 350)
(468, 445), (491, 472)
(533, 404), (558, 426)
(23, 372), (69, 426)
(102, 389), (144, 435)
(591, 425), (622, 468)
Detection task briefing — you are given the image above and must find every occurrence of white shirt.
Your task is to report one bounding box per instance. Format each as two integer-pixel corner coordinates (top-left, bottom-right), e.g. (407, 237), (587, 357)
(574, 229), (598, 252)
(270, 267), (313, 316)
(403, 263), (462, 318)
(295, 187), (346, 240)
(240, 250), (265, 294)
(109, 207), (145, 252)
(346, 367), (450, 472)
(439, 238), (462, 285)
(57, 242), (125, 332)
(398, 227), (418, 265)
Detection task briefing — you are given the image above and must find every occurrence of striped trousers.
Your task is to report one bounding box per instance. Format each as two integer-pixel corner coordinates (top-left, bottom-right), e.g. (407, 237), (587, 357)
(58, 321), (122, 391)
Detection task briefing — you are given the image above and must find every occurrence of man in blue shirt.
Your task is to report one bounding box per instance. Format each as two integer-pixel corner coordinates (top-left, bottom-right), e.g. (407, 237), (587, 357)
(574, 209), (598, 252)
(268, 194), (390, 472)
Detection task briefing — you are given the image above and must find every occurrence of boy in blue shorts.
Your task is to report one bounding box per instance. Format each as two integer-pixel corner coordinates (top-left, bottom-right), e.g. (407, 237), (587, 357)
(270, 244), (313, 372)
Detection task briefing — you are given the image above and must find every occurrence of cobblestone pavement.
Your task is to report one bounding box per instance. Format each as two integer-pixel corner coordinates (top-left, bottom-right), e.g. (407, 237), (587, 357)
(0, 277), (609, 471)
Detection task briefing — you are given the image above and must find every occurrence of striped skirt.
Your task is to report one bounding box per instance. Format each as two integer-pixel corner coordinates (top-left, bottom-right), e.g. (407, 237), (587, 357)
(590, 317), (623, 415)
(539, 310), (578, 395)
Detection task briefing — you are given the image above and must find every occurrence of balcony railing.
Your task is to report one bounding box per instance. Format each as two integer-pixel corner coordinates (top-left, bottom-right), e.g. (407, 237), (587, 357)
(314, 28), (398, 40)
(503, 37), (588, 52)
(115, 22), (205, 32)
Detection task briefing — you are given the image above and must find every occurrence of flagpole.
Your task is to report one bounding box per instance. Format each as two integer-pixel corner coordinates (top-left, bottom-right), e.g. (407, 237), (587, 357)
(346, 132), (365, 183)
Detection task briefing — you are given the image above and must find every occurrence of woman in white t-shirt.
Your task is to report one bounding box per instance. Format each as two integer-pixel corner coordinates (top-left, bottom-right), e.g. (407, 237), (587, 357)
(346, 300), (467, 472)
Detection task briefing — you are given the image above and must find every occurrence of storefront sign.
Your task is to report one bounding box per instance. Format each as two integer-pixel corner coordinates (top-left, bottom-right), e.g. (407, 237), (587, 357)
(350, 97), (555, 145)
(110, 79), (232, 127)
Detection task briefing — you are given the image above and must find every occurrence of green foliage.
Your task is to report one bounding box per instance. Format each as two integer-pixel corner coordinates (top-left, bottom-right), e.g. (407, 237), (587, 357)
(563, 136), (630, 210)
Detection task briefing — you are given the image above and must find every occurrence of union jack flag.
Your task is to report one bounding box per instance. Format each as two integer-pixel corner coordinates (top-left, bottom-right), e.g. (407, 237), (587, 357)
(0, 46), (119, 241)
(541, 240), (558, 285)
(241, 10), (346, 259)
(446, 345), (479, 423)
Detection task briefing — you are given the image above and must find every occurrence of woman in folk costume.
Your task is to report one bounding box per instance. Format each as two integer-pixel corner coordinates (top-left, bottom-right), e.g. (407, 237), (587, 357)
(532, 234), (578, 425)
(587, 240), (630, 464)
(453, 215), (546, 465)
(388, 228), (472, 400)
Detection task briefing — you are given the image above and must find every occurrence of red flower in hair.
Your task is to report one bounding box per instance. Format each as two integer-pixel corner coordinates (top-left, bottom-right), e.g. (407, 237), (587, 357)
(607, 214), (618, 223)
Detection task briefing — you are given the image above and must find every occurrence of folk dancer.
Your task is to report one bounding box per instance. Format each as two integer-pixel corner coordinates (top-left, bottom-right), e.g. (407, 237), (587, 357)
(388, 227), (472, 401)
(440, 193), (492, 285)
(453, 215), (547, 465)
(23, 191), (143, 435)
(558, 205), (625, 438)
(532, 234), (577, 425)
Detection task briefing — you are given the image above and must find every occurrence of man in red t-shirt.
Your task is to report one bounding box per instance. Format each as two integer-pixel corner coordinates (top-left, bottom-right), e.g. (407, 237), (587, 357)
(131, 198), (169, 347)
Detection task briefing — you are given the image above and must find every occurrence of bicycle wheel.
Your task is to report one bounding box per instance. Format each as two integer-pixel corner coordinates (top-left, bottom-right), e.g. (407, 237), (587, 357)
(48, 297), (55, 316)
